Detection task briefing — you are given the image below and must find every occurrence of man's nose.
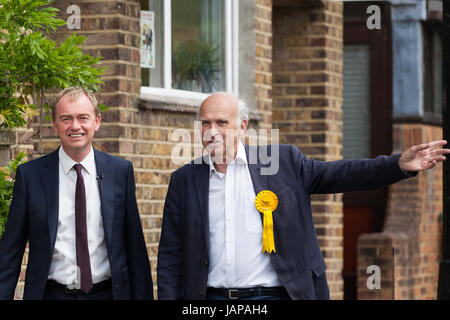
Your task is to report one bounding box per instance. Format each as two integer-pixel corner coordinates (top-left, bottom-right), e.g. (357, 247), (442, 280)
(203, 128), (220, 142)
(209, 126), (219, 136)
(71, 119), (82, 129)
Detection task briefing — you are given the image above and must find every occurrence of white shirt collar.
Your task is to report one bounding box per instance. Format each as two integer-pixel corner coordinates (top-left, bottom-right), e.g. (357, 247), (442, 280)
(59, 146), (96, 175)
(209, 141), (247, 174)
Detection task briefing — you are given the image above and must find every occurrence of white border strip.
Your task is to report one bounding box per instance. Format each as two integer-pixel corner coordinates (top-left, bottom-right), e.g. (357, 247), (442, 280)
(163, 0), (172, 90)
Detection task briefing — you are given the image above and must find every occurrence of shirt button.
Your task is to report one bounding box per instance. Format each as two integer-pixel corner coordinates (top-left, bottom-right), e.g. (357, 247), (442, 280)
(203, 260), (209, 266)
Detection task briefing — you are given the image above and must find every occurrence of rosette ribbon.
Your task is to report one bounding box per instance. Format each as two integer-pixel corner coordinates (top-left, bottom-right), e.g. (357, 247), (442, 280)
(255, 190), (278, 254)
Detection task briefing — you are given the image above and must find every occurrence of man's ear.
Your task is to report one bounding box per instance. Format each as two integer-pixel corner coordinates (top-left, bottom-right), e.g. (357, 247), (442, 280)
(94, 113), (102, 132)
(240, 118), (248, 133)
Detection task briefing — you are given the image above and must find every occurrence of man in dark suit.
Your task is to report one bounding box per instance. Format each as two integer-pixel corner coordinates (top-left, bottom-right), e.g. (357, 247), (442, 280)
(157, 92), (450, 300)
(0, 87), (153, 300)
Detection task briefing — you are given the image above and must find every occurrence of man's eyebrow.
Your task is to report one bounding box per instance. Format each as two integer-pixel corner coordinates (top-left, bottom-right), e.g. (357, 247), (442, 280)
(199, 118), (229, 122)
(59, 113), (91, 118)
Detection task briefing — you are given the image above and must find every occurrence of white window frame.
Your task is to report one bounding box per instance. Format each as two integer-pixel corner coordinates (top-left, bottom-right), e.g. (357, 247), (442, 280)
(140, 0), (239, 105)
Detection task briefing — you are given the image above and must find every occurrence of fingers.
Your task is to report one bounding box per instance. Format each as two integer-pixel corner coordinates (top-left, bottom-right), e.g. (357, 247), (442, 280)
(430, 148), (450, 157)
(438, 155), (447, 161)
(411, 140), (447, 151)
(431, 155), (447, 162)
(411, 140), (448, 152)
(419, 147), (449, 169)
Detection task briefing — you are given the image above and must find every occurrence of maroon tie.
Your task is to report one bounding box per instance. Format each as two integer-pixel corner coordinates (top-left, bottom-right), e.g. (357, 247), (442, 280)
(74, 164), (93, 293)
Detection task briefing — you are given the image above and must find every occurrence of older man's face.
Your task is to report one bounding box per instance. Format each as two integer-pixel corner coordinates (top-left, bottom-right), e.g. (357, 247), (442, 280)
(199, 93), (246, 164)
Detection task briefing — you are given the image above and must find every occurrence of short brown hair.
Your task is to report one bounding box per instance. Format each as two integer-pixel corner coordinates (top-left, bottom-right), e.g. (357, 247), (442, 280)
(52, 87), (99, 120)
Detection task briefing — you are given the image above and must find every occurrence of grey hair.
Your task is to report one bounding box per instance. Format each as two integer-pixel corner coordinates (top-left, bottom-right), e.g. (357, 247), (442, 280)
(237, 99), (249, 127)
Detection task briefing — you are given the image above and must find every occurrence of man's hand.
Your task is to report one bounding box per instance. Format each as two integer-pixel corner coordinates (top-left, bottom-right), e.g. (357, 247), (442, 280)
(399, 140), (450, 173)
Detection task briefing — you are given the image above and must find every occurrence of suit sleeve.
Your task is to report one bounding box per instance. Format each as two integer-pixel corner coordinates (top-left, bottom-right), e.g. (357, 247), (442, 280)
(157, 173), (182, 300)
(0, 165), (28, 300)
(290, 145), (415, 195)
(124, 161), (154, 300)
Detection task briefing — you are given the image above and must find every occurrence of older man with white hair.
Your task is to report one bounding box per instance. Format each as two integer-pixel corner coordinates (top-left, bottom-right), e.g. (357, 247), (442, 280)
(157, 92), (450, 300)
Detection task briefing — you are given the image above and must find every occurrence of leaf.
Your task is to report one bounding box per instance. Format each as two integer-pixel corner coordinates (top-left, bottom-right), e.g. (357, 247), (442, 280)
(98, 104), (109, 113)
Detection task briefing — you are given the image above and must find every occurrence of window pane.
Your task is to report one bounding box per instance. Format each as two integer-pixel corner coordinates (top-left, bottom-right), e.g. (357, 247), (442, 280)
(343, 45), (371, 159)
(171, 0), (226, 93)
(141, 0), (164, 88)
(423, 26), (434, 115)
(433, 31), (443, 115)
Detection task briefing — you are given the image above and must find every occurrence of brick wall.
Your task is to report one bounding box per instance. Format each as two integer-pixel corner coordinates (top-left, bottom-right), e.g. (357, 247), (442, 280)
(272, 0), (344, 299)
(255, 0), (273, 130)
(0, 129), (34, 166)
(357, 123), (443, 299)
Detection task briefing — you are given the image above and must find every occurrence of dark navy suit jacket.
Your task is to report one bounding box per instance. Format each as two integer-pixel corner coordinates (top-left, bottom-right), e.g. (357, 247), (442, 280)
(157, 144), (412, 300)
(0, 148), (153, 300)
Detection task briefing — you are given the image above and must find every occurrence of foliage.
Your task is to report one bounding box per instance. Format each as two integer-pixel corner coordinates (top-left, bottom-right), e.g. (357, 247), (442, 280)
(172, 39), (220, 93)
(0, 0), (106, 129)
(0, 152), (27, 239)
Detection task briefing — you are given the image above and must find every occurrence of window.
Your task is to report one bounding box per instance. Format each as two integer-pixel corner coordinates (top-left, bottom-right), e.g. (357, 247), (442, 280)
(343, 44), (371, 159)
(140, 0), (239, 98)
(423, 23), (443, 117)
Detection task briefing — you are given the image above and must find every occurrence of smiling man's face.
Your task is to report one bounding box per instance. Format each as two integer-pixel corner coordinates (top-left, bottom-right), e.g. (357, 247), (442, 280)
(52, 94), (101, 162)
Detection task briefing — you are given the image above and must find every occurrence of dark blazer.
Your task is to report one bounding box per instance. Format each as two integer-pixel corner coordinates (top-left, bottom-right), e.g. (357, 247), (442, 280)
(157, 144), (412, 300)
(0, 148), (153, 300)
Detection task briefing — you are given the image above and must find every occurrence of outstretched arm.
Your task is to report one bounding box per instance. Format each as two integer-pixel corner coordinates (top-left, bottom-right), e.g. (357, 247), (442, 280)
(294, 139), (449, 195)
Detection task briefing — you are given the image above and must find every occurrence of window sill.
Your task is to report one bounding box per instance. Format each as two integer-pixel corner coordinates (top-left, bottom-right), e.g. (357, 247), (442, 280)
(138, 87), (264, 122)
(140, 87), (209, 108)
(392, 114), (442, 126)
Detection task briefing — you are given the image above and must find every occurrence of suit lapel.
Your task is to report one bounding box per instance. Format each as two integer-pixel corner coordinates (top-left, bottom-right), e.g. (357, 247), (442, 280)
(42, 149), (60, 255)
(94, 150), (114, 249)
(246, 144), (273, 235)
(193, 160), (211, 254)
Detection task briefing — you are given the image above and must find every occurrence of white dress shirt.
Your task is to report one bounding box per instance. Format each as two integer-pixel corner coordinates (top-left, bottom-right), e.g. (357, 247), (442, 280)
(48, 146), (111, 285)
(206, 141), (282, 288)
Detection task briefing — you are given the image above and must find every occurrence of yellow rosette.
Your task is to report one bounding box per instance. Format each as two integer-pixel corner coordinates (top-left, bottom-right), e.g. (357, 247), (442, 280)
(255, 190), (278, 254)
